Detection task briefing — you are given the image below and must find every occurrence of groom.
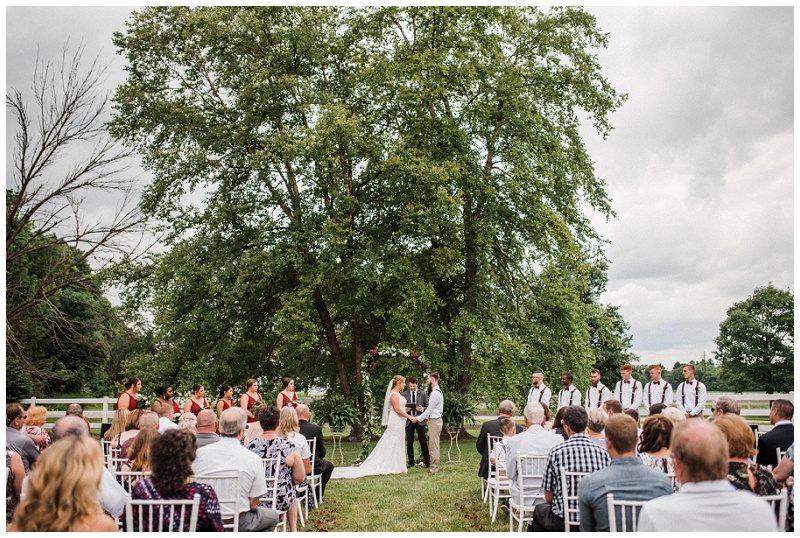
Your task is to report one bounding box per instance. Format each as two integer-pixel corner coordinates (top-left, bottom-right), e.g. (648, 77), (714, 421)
(412, 372), (443, 473)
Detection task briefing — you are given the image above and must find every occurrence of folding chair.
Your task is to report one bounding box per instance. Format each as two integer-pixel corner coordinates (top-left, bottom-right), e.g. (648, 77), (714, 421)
(666, 472), (681, 491)
(123, 493), (200, 532)
(560, 468), (590, 532)
(192, 474), (242, 532)
(762, 488), (788, 532)
(306, 436), (323, 514)
(606, 493), (647, 532)
(114, 470), (151, 495)
(778, 447), (788, 464)
(260, 456), (288, 532)
(508, 454), (547, 532)
(482, 434), (503, 503)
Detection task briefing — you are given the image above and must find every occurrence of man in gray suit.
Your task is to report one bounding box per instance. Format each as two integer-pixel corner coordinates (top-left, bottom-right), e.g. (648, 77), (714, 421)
(402, 377), (430, 468)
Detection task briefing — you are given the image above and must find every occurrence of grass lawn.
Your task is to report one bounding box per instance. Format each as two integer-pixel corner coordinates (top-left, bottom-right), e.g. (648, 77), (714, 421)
(302, 436), (507, 532)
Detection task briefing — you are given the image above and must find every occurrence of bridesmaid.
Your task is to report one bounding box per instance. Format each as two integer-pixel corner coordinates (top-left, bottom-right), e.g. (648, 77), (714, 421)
(276, 378), (300, 409)
(216, 385), (234, 420)
(184, 384), (210, 415)
(240, 379), (263, 426)
(117, 376), (142, 411)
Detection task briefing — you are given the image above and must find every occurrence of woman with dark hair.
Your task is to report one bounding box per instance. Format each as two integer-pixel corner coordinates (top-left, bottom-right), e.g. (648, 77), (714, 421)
(117, 376), (142, 411)
(128, 429), (223, 532)
(638, 414), (676, 488)
(184, 384), (211, 415)
(550, 407), (567, 439)
(539, 402), (552, 426)
(216, 385), (234, 420)
(246, 405), (305, 532)
(276, 378), (300, 410)
(153, 385), (181, 418)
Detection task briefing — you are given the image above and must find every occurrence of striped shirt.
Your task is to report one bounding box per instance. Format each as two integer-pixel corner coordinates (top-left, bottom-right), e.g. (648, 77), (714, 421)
(542, 433), (611, 518)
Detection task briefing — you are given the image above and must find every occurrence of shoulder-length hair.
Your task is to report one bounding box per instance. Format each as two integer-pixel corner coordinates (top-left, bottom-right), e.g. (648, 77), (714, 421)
(150, 429), (197, 496)
(277, 406), (300, 438)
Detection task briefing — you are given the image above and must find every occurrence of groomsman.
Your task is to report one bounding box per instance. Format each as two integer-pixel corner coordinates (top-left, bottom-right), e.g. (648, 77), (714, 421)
(527, 371), (552, 407)
(557, 373), (581, 409)
(643, 364), (673, 409)
(584, 369), (611, 409)
(614, 364), (642, 411)
(675, 363), (707, 418)
(402, 377), (430, 468)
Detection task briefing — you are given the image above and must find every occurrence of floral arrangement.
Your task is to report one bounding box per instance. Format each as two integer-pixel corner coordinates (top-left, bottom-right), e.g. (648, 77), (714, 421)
(367, 347), (423, 371)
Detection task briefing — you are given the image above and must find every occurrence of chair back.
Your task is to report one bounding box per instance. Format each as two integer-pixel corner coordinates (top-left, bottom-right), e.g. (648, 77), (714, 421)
(606, 493), (646, 532)
(559, 468), (590, 532)
(762, 488), (788, 532)
(777, 447), (787, 463)
(307, 437), (317, 469)
(115, 470), (151, 494)
(260, 455), (282, 510)
(192, 474), (242, 532)
(666, 472), (680, 491)
(124, 493), (201, 532)
(515, 454), (548, 505)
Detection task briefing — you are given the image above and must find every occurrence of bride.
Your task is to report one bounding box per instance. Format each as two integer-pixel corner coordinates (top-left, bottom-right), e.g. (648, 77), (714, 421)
(331, 375), (415, 479)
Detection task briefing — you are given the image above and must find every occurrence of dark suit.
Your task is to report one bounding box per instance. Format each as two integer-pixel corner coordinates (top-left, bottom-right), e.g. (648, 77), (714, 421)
(756, 422), (794, 469)
(402, 388), (430, 467)
(476, 415), (524, 479)
(298, 419), (335, 498)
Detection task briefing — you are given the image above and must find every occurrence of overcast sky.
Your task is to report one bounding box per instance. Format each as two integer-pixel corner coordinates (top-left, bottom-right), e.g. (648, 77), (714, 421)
(6, 6), (794, 370)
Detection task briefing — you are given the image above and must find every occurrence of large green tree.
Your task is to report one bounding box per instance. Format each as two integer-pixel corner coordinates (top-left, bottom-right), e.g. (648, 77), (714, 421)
(715, 284), (793, 393)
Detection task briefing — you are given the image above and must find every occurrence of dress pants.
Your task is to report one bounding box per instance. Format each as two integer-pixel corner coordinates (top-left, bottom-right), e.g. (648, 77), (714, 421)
(405, 420), (430, 467)
(315, 458), (335, 497)
(427, 417), (443, 473)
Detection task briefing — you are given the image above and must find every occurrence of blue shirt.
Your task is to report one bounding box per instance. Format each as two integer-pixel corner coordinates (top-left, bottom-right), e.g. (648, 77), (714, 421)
(577, 456), (672, 532)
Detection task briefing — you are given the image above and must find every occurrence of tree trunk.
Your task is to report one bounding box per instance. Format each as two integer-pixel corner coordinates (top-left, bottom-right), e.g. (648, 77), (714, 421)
(312, 286), (350, 398)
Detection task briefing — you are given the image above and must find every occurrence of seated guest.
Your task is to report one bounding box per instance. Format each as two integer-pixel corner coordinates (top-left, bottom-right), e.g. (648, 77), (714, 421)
(277, 406), (312, 475)
(6, 450), (25, 524)
(112, 408), (143, 449)
(247, 405), (306, 532)
(490, 418), (517, 472)
(5, 403), (39, 473)
(195, 409), (220, 448)
(121, 411), (158, 459)
(533, 406), (610, 532)
(602, 399), (622, 417)
(8, 436), (118, 531)
(104, 408), (131, 443)
(296, 404), (334, 499)
(648, 402), (668, 416)
(585, 408), (607, 448)
(623, 408), (642, 439)
(157, 402), (179, 433)
(23, 406), (50, 452)
(505, 403), (563, 510)
(550, 407), (566, 438)
(660, 406), (686, 425)
(193, 407), (279, 532)
(714, 413), (781, 496)
(712, 396), (741, 417)
(66, 403), (92, 432)
(756, 399), (794, 469)
(539, 402), (552, 427)
(476, 400), (524, 481)
(638, 415), (676, 488)
(128, 429), (223, 531)
(637, 420), (778, 532)
(124, 427), (159, 473)
(179, 412), (198, 434)
(578, 414), (672, 531)
(773, 443), (794, 532)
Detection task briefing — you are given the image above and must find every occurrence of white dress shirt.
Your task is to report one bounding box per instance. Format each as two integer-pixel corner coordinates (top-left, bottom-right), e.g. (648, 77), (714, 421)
(416, 386), (443, 421)
(557, 385), (581, 408)
(527, 385), (552, 407)
(643, 380), (673, 408)
(614, 379), (643, 410)
(584, 383), (611, 409)
(675, 380), (707, 417)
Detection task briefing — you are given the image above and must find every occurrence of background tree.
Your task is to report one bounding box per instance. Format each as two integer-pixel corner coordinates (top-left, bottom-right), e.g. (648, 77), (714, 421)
(715, 284), (793, 393)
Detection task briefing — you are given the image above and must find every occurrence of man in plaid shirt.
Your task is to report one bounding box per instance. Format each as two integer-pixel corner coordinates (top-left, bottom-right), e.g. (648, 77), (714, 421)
(532, 405), (610, 531)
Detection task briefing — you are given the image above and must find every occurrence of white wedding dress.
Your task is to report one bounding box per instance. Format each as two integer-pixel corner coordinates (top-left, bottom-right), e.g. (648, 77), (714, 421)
(331, 393), (408, 479)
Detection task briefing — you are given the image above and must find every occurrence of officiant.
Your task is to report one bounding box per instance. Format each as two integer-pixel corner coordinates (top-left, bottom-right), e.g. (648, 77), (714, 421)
(403, 377), (431, 469)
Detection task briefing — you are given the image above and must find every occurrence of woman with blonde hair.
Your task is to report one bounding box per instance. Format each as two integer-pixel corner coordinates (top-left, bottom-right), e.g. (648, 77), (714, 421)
(714, 413), (781, 496)
(8, 436), (118, 531)
(23, 406), (51, 452)
(178, 411), (198, 434)
(104, 408), (131, 442)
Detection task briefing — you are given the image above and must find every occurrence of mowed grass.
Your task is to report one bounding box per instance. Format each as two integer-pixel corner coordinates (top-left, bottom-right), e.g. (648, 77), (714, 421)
(302, 435), (507, 532)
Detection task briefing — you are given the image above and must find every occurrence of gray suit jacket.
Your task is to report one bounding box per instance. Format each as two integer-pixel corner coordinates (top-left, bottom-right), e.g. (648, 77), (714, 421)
(402, 389), (429, 426)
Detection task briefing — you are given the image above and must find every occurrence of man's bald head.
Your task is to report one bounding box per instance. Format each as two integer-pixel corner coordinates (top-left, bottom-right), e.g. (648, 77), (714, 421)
(196, 409), (217, 431)
(671, 420), (728, 483)
(139, 411), (159, 430)
(50, 415), (90, 442)
(296, 404), (311, 421)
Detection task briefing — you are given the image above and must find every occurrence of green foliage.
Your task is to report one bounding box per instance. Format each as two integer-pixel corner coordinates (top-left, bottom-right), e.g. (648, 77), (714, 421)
(442, 392), (477, 431)
(311, 393), (361, 430)
(715, 284), (794, 393)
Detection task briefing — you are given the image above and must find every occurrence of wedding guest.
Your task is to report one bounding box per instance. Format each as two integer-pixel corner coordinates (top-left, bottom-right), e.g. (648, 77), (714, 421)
(638, 414), (676, 488)
(584, 369), (611, 409)
(490, 417), (518, 471)
(216, 384), (235, 420)
(714, 413), (781, 496)
(527, 371), (552, 407)
(117, 376), (142, 411)
(712, 396), (741, 417)
(773, 444), (794, 532)
(402, 377), (430, 468)
(297, 404), (334, 499)
(638, 420), (778, 532)
(195, 409), (220, 448)
(477, 400), (524, 480)
(557, 373), (581, 409)
(125, 427), (159, 473)
(157, 402), (179, 432)
(550, 407), (566, 438)
(128, 429), (224, 532)
(6, 403), (39, 473)
(539, 402), (552, 427)
(642, 364), (673, 409)
(65, 403), (92, 432)
(278, 407), (313, 475)
(602, 399), (622, 416)
(179, 412), (198, 434)
(240, 378), (263, 429)
(586, 407), (607, 448)
(578, 414), (672, 531)
(6, 450), (25, 524)
(648, 402), (668, 416)
(152, 385), (181, 418)
(184, 383), (211, 415)
(412, 372), (444, 473)
(660, 406), (687, 425)
(104, 408), (131, 443)
(756, 398), (794, 469)
(614, 364), (642, 412)
(277, 377), (300, 409)
(624, 408), (642, 438)
(675, 363), (707, 418)
(8, 436), (118, 532)
(23, 406), (50, 452)
(120, 411), (158, 459)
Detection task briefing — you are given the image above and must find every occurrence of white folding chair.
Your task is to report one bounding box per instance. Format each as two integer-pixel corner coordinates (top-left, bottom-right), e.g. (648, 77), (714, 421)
(482, 433), (503, 503)
(762, 488), (788, 532)
(192, 474), (242, 532)
(606, 493), (647, 532)
(508, 454), (547, 532)
(560, 468), (590, 532)
(487, 441), (511, 522)
(114, 470), (151, 494)
(123, 493), (201, 532)
(666, 472), (681, 491)
(261, 456), (288, 532)
(106, 452), (124, 472)
(306, 436), (323, 513)
(778, 447), (788, 464)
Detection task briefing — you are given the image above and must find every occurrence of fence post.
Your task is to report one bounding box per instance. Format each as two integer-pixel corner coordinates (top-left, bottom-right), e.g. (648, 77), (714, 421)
(29, 396), (36, 407)
(103, 397), (109, 423)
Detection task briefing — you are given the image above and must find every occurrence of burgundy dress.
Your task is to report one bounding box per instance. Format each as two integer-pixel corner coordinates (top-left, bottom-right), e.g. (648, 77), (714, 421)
(245, 393), (262, 423)
(117, 391), (138, 411)
(278, 391), (299, 408)
(188, 398), (210, 415)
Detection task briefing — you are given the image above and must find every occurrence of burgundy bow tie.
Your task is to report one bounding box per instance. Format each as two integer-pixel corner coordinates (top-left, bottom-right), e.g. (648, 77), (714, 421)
(623, 380), (630, 384)
(653, 381), (660, 385)
(686, 381), (693, 386)
(592, 384), (598, 388)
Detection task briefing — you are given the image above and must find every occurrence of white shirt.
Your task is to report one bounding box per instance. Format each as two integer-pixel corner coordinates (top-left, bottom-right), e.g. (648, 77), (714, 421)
(158, 417), (179, 432)
(285, 431), (311, 460)
(557, 385), (581, 408)
(416, 386), (443, 421)
(527, 385), (552, 407)
(584, 383), (611, 409)
(614, 379), (643, 410)
(643, 380), (673, 408)
(675, 380), (707, 417)
(193, 436), (267, 512)
(505, 425), (564, 506)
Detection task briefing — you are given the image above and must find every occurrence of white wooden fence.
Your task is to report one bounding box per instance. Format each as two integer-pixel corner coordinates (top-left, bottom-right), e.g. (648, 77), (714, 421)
(19, 397), (117, 431)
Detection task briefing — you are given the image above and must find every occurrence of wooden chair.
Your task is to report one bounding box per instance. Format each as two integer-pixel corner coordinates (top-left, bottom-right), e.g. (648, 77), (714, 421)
(508, 454), (547, 532)
(606, 493), (647, 532)
(559, 468), (590, 532)
(260, 456), (288, 532)
(482, 434), (503, 503)
(123, 493), (200, 532)
(762, 488), (788, 532)
(192, 474), (242, 532)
